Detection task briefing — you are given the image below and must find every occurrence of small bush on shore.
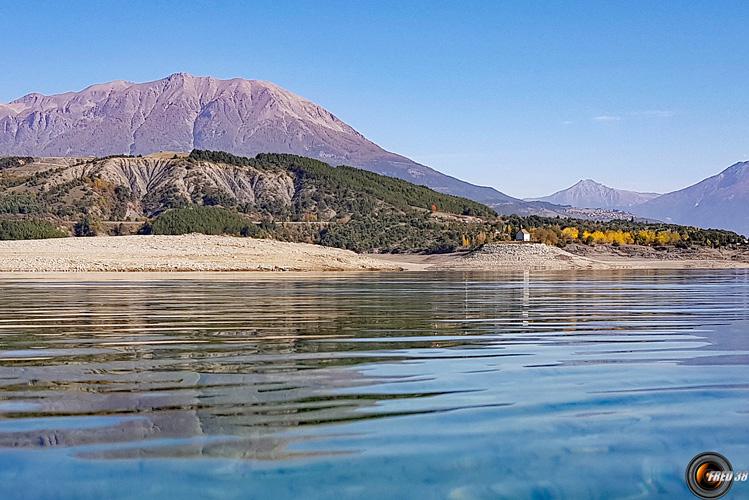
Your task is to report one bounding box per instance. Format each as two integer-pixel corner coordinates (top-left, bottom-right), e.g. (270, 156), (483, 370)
(0, 220), (68, 240)
(148, 206), (258, 236)
(74, 215), (103, 237)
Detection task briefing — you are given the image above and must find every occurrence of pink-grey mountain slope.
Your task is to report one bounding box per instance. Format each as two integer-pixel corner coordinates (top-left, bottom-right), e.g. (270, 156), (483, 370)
(0, 73), (516, 205)
(631, 162), (749, 236)
(527, 179), (659, 210)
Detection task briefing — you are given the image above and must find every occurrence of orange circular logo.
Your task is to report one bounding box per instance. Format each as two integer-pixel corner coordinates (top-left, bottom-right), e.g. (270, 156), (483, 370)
(686, 452), (733, 498)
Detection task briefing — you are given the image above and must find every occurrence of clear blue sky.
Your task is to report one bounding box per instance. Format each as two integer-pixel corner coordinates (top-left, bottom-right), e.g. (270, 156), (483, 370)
(2, 1), (748, 198)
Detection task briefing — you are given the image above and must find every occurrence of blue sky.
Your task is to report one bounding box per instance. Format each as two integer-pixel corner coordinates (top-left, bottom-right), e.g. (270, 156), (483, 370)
(2, 1), (748, 198)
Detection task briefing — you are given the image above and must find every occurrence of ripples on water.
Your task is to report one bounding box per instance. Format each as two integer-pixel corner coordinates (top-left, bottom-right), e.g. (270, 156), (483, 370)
(0, 270), (747, 498)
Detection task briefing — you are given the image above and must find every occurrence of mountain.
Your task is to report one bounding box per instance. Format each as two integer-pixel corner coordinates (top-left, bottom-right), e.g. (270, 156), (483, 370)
(527, 179), (660, 210)
(0, 73), (516, 205)
(632, 162), (749, 236)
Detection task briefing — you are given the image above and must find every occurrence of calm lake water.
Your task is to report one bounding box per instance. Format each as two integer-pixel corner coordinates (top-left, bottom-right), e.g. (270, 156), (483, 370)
(0, 270), (748, 499)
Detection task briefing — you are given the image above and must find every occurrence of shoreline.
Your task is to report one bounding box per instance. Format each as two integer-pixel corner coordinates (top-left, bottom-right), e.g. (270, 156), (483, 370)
(0, 234), (404, 273)
(0, 235), (747, 274)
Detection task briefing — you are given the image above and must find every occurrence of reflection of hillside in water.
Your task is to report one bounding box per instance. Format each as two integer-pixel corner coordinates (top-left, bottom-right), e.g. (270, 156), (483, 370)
(0, 278), (489, 458)
(0, 272), (746, 460)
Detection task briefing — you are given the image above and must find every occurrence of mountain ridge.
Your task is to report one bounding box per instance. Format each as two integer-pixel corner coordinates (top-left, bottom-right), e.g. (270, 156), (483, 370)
(0, 73), (517, 205)
(4, 73), (745, 231)
(527, 178), (660, 210)
(631, 161), (749, 235)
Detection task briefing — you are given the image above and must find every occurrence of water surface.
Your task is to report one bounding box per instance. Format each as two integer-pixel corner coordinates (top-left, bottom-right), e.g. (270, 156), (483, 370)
(0, 270), (748, 498)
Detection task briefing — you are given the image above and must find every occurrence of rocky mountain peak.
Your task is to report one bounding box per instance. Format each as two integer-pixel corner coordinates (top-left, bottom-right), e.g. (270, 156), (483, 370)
(0, 73), (517, 205)
(528, 178), (660, 211)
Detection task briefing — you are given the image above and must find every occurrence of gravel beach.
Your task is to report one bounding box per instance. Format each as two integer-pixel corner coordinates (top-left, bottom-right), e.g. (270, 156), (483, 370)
(0, 237), (746, 273)
(375, 243), (749, 271)
(0, 235), (403, 272)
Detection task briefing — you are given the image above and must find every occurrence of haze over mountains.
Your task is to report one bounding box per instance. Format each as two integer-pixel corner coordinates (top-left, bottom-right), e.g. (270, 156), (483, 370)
(0, 73), (517, 206)
(527, 179), (660, 211)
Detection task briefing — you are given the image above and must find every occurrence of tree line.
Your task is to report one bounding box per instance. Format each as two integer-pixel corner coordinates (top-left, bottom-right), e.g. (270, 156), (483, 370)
(0, 152), (746, 251)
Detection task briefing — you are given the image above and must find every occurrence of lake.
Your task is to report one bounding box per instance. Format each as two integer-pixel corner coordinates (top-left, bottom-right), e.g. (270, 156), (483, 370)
(0, 270), (747, 499)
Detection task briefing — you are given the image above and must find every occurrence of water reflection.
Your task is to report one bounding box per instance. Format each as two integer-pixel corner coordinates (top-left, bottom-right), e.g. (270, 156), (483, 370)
(0, 270), (747, 498)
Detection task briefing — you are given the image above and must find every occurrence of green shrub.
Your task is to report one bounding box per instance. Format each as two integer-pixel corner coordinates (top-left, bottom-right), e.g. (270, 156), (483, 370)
(74, 215), (102, 237)
(150, 206), (257, 236)
(0, 193), (42, 214)
(142, 186), (189, 215)
(200, 186), (236, 207)
(0, 220), (68, 240)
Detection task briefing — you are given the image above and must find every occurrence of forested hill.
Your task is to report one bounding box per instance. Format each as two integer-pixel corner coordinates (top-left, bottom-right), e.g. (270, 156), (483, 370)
(0, 150), (496, 251)
(0, 151), (494, 221)
(189, 150), (496, 218)
(1, 151), (745, 253)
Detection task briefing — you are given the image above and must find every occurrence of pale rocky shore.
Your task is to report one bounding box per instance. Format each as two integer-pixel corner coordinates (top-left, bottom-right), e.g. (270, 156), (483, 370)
(377, 243), (749, 271)
(0, 236), (747, 273)
(0, 235), (403, 272)
(456, 243), (749, 270)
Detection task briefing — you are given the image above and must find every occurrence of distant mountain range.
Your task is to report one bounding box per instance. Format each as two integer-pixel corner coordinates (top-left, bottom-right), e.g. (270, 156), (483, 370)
(526, 179), (660, 211)
(0, 73), (517, 206)
(0, 73), (747, 233)
(631, 162), (749, 236)
(0, 73), (657, 222)
(530, 165), (749, 235)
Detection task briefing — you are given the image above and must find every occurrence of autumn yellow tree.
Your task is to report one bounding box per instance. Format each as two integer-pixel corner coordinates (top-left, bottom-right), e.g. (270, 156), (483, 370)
(561, 227), (579, 240)
(606, 230), (634, 245)
(656, 230), (681, 245)
(636, 229), (657, 245)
